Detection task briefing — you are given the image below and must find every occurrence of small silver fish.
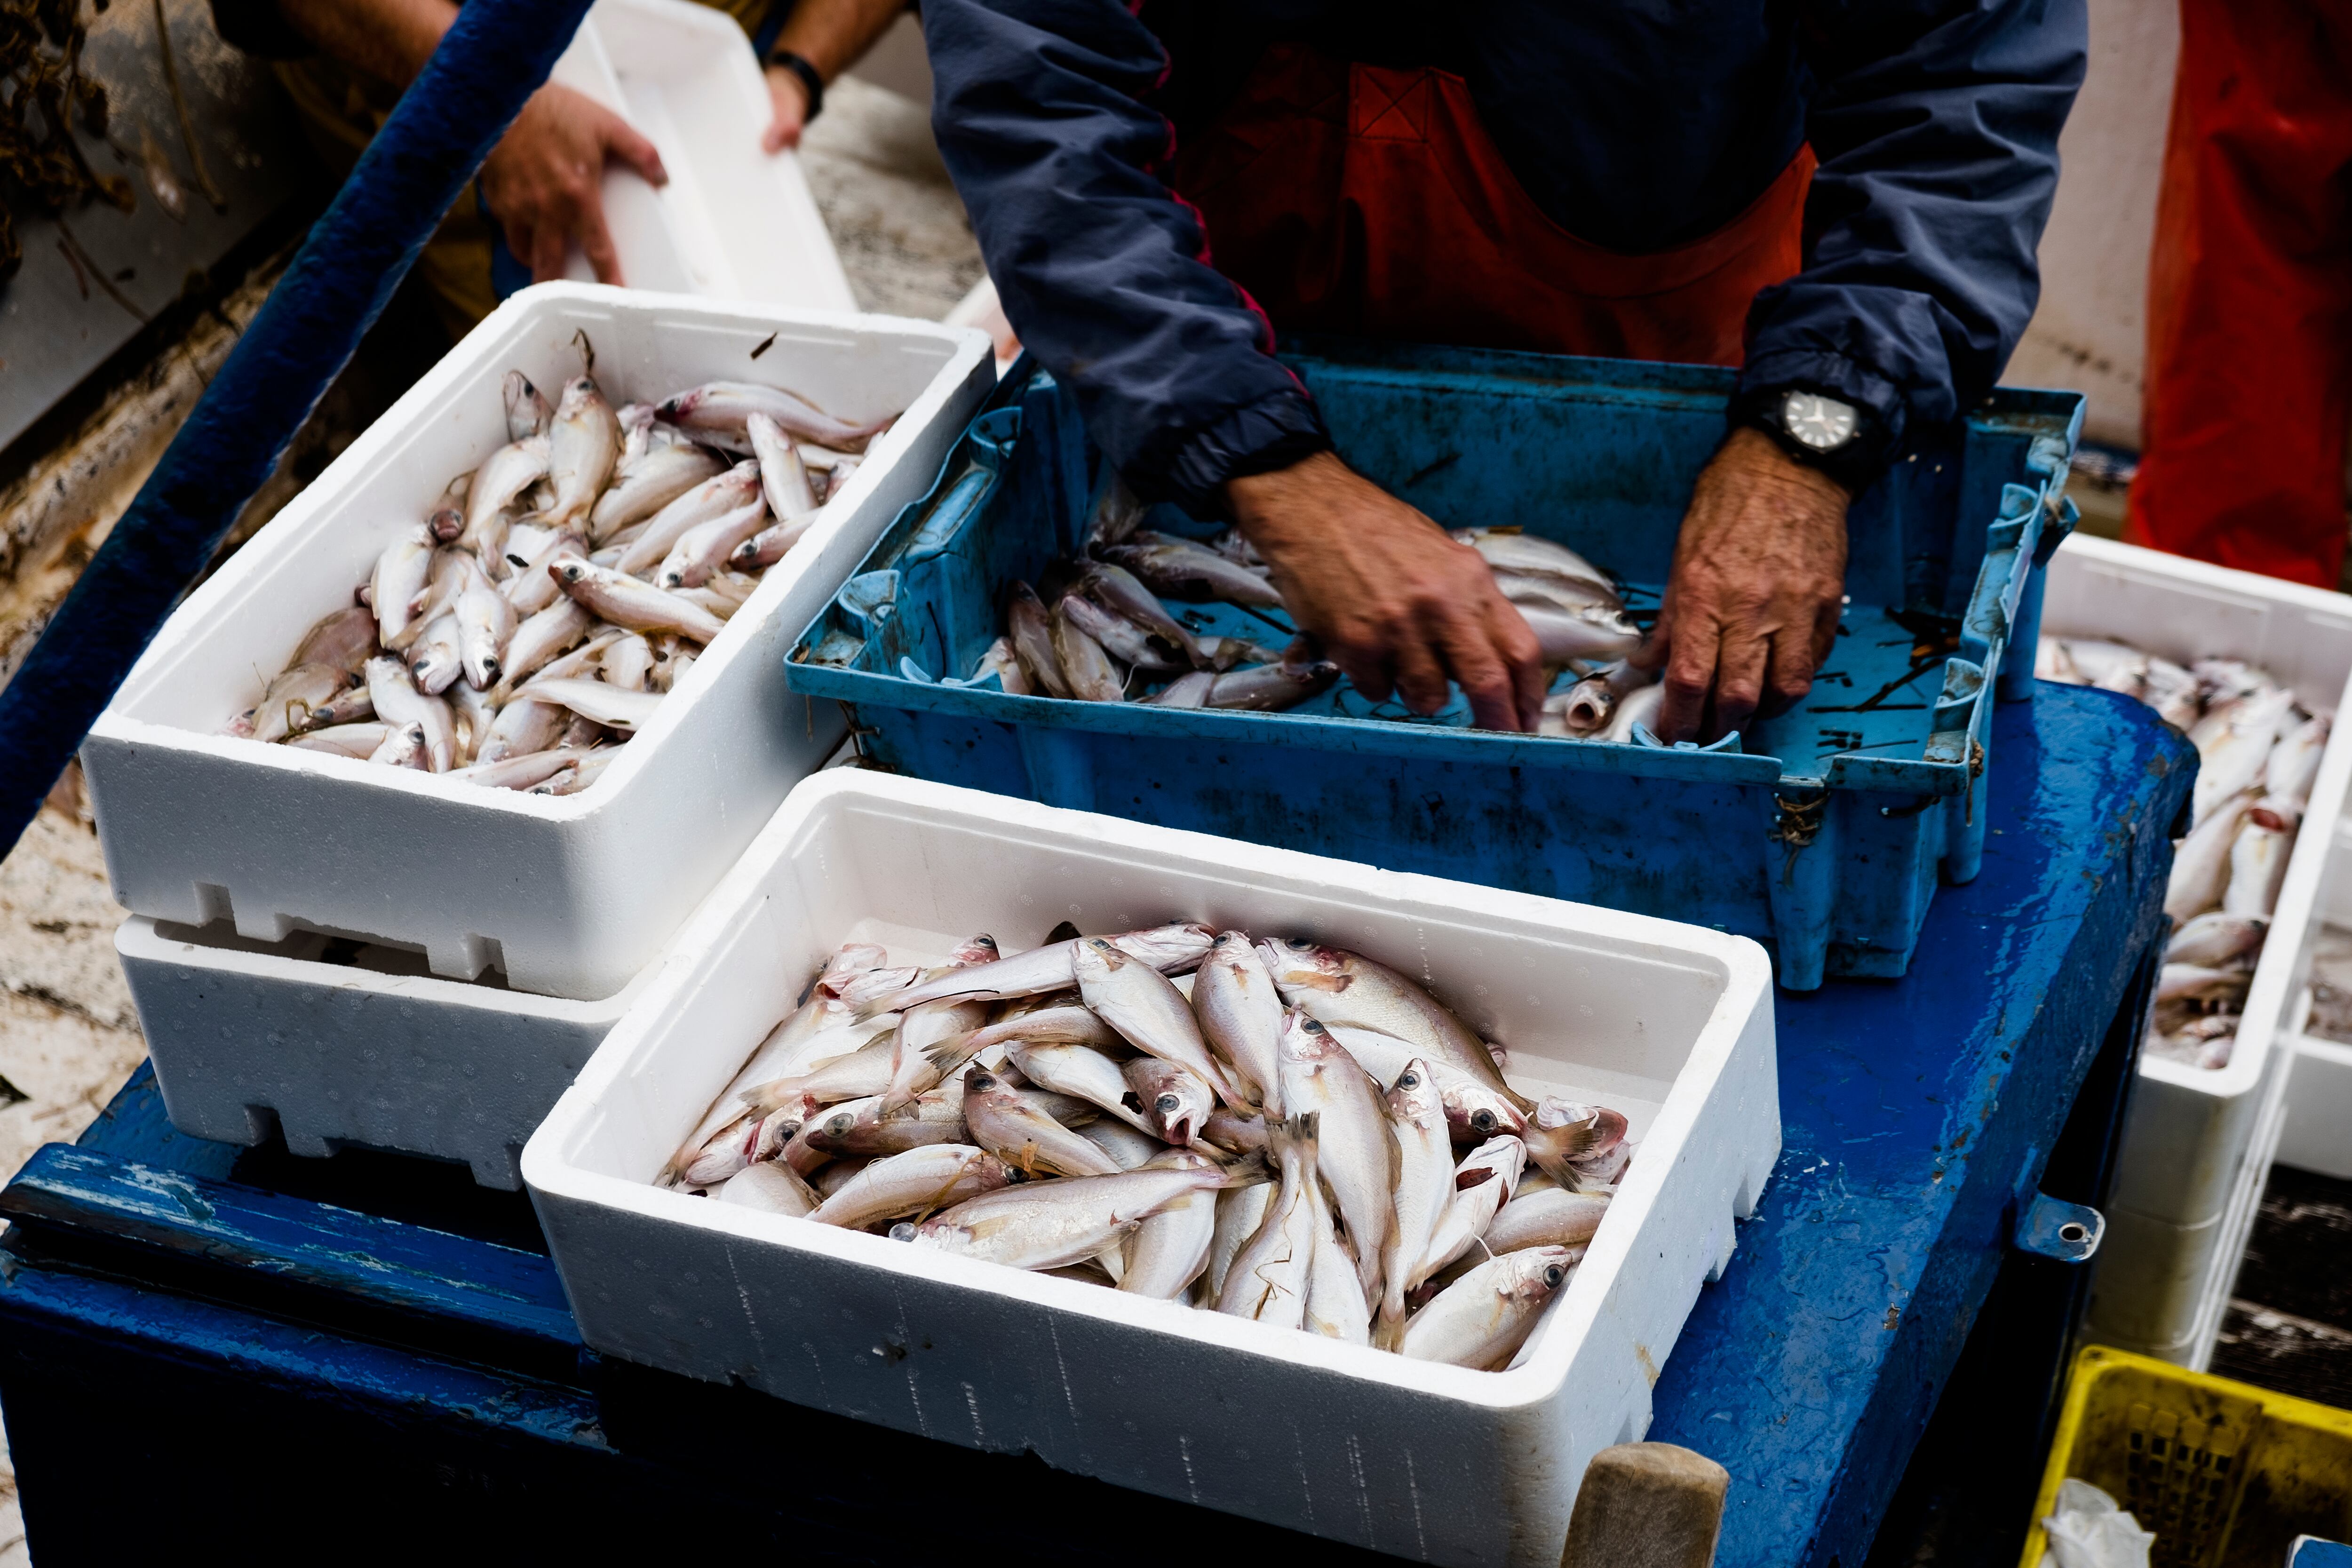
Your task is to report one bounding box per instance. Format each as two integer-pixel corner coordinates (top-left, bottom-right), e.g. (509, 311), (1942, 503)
(1215, 1112), (1317, 1327)
(906, 1159), (1235, 1271)
(405, 613), (463, 696)
(250, 662), (350, 745)
(1123, 1055), (1215, 1146)
(500, 525), (589, 618)
(553, 559), (728, 644)
(368, 525), (437, 649)
(364, 656), (455, 771)
(809, 1145), (1010, 1230)
(659, 381), (896, 454)
(538, 377), (621, 531)
(1008, 581), (1073, 700)
(1103, 532), (1284, 608)
(514, 677), (661, 732)
(1051, 599), (1128, 703)
(590, 441), (722, 544)
(1274, 1011), (1392, 1299)
(1482, 1188), (1610, 1256)
(458, 437), (550, 568)
(657, 497), (772, 591)
(1398, 1245), (1577, 1369)
(286, 721), (392, 758)
(290, 605), (380, 677)
(1077, 938), (1242, 1104)
(960, 1064), (1122, 1178)
(1192, 931), (1284, 1113)
(716, 1161), (822, 1217)
(1005, 1040), (1158, 1137)
(504, 371), (553, 442)
(367, 721), (430, 770)
(1381, 1059), (1456, 1330)
(747, 411), (818, 518)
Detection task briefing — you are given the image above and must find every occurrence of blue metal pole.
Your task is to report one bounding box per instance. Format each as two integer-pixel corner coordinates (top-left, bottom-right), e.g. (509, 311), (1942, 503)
(0, 0), (595, 859)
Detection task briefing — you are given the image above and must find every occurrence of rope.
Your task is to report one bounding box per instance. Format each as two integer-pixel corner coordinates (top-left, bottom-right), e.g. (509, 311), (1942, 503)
(0, 0), (596, 860)
(1768, 790), (1827, 888)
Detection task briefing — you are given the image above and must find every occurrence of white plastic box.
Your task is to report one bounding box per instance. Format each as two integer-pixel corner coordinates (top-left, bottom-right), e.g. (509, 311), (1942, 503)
(82, 283), (993, 1001)
(551, 0), (856, 309)
(116, 914), (663, 1188)
(2041, 535), (2352, 1366)
(524, 772), (1780, 1568)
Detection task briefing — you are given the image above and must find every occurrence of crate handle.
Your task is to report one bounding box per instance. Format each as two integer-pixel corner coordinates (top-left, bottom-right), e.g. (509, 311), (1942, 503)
(2014, 1192), (2104, 1263)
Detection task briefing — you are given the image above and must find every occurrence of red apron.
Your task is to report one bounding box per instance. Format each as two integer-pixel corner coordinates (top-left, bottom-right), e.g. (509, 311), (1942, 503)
(1168, 45), (1814, 365)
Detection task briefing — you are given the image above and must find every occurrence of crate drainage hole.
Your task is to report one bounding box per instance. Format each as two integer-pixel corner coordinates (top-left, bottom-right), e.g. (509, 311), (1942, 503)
(2060, 1223), (2088, 1242)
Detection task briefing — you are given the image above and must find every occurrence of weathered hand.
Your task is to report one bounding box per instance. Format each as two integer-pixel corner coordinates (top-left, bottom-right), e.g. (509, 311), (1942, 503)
(762, 64), (811, 152)
(479, 84), (667, 286)
(1636, 427), (1851, 743)
(1225, 452), (1546, 732)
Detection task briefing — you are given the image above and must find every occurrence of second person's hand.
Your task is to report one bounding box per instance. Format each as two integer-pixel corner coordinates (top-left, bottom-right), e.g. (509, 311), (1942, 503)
(479, 83), (668, 286)
(1224, 452), (1546, 732)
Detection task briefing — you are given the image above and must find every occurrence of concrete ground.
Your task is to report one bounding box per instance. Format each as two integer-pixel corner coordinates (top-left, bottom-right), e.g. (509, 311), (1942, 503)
(0, 72), (980, 1564)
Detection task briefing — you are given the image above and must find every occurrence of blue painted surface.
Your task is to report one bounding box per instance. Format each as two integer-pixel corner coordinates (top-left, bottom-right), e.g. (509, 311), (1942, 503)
(787, 346), (2084, 987)
(0, 0), (595, 862)
(2293, 1540), (2352, 1568)
(0, 685), (2187, 1565)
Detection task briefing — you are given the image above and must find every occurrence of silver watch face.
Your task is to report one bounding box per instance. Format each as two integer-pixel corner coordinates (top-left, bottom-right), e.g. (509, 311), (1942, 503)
(1782, 390), (1858, 452)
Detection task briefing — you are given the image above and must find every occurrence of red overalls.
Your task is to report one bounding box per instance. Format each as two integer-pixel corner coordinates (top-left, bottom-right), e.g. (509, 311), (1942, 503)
(2126, 0), (2352, 589)
(1168, 46), (1814, 366)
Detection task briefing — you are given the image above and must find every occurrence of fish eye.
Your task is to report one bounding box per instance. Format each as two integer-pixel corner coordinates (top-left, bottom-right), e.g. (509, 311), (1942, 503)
(826, 1114), (853, 1135)
(1156, 1093), (1182, 1114)
(1398, 1072), (1419, 1089)
(1544, 1265), (1566, 1288)
(1472, 1110), (1497, 1132)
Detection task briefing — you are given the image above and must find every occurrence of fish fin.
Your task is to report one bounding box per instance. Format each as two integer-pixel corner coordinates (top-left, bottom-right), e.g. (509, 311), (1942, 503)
(1217, 1149), (1274, 1187)
(922, 1032), (981, 1075)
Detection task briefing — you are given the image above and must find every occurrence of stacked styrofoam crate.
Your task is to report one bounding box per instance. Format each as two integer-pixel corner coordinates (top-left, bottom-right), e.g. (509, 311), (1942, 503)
(87, 283), (993, 1177)
(2044, 535), (2352, 1367)
(524, 772), (1780, 1568)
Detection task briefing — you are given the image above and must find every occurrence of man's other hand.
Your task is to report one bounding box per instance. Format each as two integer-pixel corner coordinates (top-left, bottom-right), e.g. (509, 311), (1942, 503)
(1225, 452), (1546, 732)
(1636, 427), (1851, 744)
(479, 84), (667, 286)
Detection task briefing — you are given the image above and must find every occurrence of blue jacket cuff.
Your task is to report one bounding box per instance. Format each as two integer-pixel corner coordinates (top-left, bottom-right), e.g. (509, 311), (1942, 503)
(1130, 388), (1334, 516)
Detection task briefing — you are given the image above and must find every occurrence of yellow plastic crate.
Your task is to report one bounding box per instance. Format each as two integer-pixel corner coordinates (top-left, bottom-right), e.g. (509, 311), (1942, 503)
(2021, 1345), (2352, 1568)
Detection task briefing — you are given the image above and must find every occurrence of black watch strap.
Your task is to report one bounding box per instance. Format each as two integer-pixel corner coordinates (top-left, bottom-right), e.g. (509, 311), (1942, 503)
(767, 48), (825, 123)
(1732, 386), (1888, 494)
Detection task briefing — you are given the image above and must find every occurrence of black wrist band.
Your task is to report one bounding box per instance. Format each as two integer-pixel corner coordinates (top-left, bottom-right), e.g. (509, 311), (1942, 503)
(767, 49), (825, 123)
(1730, 387), (1890, 494)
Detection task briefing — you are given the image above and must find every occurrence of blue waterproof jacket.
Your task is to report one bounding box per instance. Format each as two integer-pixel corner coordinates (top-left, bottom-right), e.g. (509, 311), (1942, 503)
(924, 0), (2087, 510)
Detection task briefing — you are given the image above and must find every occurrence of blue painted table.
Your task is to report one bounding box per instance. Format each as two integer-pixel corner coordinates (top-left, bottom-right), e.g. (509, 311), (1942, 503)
(0, 684), (2190, 1567)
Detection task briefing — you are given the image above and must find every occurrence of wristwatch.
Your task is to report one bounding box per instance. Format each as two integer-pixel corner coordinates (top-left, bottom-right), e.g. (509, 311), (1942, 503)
(1739, 386), (1881, 492)
(767, 48), (825, 124)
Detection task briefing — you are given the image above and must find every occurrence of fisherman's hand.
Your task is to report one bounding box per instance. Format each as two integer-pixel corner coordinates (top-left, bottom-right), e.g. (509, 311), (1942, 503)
(1226, 452), (1546, 733)
(479, 84), (667, 287)
(1638, 428), (1851, 744)
(763, 64), (812, 152)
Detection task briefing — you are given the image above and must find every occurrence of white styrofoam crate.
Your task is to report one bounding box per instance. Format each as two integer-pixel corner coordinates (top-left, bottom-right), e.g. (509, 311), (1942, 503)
(117, 914), (667, 1188)
(2043, 535), (2352, 1365)
(523, 772), (1780, 1568)
(83, 284), (993, 1001)
(2277, 820), (2352, 1183)
(551, 0), (856, 309)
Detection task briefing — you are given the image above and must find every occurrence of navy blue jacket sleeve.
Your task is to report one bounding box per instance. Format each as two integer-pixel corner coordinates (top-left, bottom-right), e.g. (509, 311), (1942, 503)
(923, 0), (1330, 513)
(1739, 0), (2088, 456)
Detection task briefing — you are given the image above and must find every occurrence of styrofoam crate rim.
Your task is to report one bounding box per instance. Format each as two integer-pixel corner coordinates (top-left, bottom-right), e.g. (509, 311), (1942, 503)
(2054, 534), (2352, 629)
(524, 771), (1773, 1415)
(114, 913), (657, 1020)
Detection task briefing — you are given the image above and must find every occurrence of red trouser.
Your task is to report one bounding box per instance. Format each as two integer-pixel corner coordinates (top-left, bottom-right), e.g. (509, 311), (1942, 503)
(2126, 0), (2352, 589)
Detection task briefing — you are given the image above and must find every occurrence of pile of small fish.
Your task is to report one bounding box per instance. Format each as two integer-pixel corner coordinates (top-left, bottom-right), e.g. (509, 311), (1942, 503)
(961, 483), (1656, 735)
(2040, 637), (2332, 1069)
(665, 922), (1633, 1369)
(223, 363), (898, 793)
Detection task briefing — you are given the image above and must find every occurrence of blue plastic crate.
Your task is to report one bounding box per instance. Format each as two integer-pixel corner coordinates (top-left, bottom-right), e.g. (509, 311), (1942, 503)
(786, 341), (2082, 989)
